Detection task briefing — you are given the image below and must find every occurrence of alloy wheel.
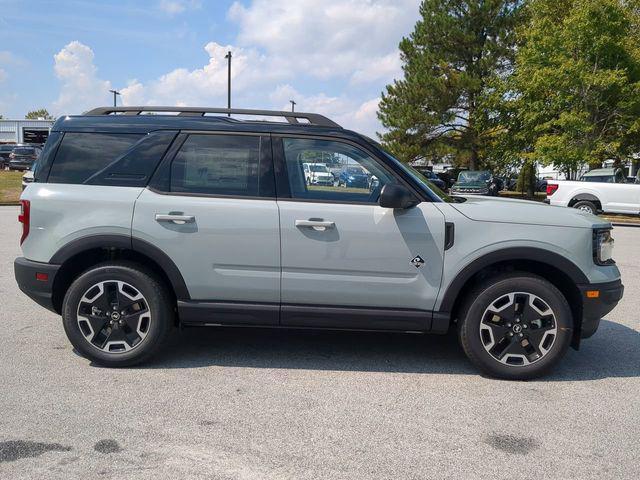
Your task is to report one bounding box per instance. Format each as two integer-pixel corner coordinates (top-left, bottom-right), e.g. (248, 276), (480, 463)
(479, 292), (557, 366)
(76, 280), (151, 353)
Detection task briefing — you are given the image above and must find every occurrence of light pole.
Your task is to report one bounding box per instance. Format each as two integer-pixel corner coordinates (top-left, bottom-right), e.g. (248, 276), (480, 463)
(225, 51), (232, 116)
(108, 89), (121, 107)
(290, 100), (296, 112)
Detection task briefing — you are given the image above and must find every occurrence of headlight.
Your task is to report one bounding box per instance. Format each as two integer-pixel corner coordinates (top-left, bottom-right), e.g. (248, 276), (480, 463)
(593, 229), (615, 265)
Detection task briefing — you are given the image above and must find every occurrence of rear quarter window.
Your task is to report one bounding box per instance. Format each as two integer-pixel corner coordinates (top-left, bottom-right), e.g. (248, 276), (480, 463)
(47, 133), (143, 184)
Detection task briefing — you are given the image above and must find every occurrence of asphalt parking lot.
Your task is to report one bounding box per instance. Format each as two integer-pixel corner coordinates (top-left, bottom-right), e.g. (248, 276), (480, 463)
(0, 206), (638, 480)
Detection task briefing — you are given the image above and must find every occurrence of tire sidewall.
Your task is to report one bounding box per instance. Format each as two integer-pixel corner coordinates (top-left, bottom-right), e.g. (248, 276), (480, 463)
(460, 275), (572, 380)
(62, 264), (171, 366)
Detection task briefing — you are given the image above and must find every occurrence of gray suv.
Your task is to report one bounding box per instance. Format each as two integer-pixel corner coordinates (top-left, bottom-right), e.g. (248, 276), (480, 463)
(14, 106), (623, 379)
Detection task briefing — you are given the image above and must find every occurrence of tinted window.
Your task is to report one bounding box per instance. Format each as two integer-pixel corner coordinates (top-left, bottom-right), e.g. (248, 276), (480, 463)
(170, 134), (261, 196)
(282, 138), (396, 203)
(49, 133), (142, 184)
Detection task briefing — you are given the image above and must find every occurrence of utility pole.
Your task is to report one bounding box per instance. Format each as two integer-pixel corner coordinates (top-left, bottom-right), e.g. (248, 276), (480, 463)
(225, 51), (232, 116)
(108, 89), (121, 107)
(290, 100), (296, 112)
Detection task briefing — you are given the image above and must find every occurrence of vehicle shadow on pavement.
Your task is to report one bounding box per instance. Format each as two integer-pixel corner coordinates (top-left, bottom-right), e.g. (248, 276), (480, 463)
(131, 319), (639, 380)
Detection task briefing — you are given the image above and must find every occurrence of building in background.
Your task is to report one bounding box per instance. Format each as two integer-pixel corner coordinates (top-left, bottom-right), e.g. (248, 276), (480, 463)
(0, 119), (54, 145)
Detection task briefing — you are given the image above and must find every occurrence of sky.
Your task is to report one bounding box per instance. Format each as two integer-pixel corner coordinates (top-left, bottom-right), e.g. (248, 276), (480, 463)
(0, 0), (421, 137)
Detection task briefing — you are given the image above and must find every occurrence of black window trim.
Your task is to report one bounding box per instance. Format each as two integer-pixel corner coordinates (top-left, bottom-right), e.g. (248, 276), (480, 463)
(147, 130), (277, 201)
(272, 133), (429, 206)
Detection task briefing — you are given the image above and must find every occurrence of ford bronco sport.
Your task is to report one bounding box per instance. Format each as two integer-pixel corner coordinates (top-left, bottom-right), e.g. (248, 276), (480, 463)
(14, 106), (623, 379)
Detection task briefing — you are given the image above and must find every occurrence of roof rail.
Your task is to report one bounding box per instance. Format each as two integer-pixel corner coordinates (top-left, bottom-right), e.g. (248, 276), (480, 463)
(84, 106), (341, 128)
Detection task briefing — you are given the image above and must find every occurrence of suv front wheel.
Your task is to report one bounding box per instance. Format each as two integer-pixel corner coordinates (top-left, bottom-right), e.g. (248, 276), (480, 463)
(62, 262), (173, 367)
(458, 273), (572, 380)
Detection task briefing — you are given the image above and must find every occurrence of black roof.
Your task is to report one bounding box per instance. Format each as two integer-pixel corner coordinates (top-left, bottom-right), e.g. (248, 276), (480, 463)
(51, 106), (371, 141)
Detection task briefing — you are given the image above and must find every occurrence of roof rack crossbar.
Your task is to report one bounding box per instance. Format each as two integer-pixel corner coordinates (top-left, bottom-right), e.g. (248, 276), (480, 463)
(84, 106), (341, 128)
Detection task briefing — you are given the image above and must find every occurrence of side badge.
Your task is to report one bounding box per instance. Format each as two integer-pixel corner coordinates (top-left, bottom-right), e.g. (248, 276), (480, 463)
(410, 255), (425, 268)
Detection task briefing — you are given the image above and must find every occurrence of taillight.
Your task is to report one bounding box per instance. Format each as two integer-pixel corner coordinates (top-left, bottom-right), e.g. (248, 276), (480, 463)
(546, 184), (559, 196)
(18, 200), (30, 245)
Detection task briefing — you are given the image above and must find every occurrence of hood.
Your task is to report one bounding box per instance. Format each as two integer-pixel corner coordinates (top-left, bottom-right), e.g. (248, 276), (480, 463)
(450, 196), (610, 229)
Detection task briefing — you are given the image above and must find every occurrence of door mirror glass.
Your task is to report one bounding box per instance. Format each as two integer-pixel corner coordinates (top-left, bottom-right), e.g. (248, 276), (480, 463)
(379, 184), (418, 209)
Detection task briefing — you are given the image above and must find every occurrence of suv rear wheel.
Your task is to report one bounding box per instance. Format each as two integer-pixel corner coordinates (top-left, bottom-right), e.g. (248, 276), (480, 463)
(62, 262), (173, 367)
(458, 273), (572, 380)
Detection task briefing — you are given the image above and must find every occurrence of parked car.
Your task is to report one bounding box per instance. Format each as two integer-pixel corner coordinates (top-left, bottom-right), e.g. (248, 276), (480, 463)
(22, 163), (36, 190)
(547, 168), (640, 215)
(450, 170), (500, 196)
(14, 105), (623, 380)
(413, 167), (447, 191)
(302, 162), (334, 186)
(337, 165), (370, 188)
(0, 144), (15, 169)
(8, 146), (40, 171)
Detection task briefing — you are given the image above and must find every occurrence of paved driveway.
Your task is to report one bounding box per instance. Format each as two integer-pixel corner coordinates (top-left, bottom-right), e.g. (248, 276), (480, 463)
(0, 206), (638, 479)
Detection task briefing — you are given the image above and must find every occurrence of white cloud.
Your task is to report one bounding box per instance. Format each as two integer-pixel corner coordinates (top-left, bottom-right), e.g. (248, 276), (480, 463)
(52, 41), (112, 115)
(120, 42), (282, 107)
(48, 1), (419, 134)
(158, 0), (200, 15)
(229, 0), (418, 84)
(270, 84), (382, 137)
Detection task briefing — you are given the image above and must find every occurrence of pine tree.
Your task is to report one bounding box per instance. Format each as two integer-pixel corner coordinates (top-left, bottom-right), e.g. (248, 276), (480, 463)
(378, 0), (524, 168)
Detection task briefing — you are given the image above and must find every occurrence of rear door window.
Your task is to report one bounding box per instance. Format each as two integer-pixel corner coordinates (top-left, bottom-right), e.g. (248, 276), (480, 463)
(169, 134), (262, 197)
(48, 133), (143, 184)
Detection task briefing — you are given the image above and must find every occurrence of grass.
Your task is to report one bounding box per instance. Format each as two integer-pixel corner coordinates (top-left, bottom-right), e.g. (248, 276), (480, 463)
(0, 170), (22, 203)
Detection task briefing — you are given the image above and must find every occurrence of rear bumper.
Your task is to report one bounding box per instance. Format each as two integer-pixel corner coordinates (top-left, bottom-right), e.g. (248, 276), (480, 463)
(577, 279), (624, 338)
(14, 257), (60, 313)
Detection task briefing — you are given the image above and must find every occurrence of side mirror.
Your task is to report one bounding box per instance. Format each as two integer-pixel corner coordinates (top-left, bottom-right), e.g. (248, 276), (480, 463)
(379, 184), (418, 209)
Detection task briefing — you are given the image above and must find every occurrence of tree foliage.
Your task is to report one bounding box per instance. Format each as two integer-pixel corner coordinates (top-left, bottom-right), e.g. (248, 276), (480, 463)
(506, 0), (640, 176)
(378, 0), (525, 168)
(25, 109), (54, 120)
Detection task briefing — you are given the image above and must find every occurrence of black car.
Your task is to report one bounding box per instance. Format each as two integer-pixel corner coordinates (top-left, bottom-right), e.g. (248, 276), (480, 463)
(8, 146), (40, 171)
(413, 167), (448, 191)
(0, 145), (15, 169)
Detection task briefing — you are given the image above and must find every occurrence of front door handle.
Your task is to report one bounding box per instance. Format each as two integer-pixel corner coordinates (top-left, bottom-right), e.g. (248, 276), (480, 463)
(295, 219), (335, 231)
(155, 214), (195, 225)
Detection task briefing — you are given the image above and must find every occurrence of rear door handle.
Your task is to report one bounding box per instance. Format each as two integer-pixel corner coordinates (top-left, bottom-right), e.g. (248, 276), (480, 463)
(155, 214), (195, 225)
(295, 219), (335, 231)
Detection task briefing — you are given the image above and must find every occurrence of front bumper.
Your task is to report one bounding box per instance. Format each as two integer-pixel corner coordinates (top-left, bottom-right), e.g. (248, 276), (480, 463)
(14, 257), (61, 313)
(577, 279), (624, 338)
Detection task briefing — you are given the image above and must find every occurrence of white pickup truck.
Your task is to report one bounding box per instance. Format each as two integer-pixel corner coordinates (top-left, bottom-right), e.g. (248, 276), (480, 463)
(546, 168), (640, 215)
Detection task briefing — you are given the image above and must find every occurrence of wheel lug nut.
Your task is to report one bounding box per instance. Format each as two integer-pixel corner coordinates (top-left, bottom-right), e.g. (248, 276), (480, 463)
(523, 324), (528, 329)
(506, 323), (512, 327)
(518, 333), (524, 338)
(508, 332), (513, 337)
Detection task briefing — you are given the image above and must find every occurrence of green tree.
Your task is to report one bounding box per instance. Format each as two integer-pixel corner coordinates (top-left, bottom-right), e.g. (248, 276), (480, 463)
(508, 0), (640, 177)
(25, 109), (54, 120)
(378, 0), (525, 168)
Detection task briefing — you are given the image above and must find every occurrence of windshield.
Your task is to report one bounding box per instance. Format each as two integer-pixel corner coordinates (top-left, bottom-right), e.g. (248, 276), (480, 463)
(0, 145), (14, 151)
(345, 167), (364, 175)
(458, 171), (490, 183)
(309, 165), (329, 173)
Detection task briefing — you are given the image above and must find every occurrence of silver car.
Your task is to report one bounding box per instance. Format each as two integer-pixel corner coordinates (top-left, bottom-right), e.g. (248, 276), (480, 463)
(14, 106), (623, 379)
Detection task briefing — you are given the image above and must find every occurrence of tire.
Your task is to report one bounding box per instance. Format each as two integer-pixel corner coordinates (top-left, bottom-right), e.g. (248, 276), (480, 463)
(458, 272), (572, 380)
(572, 200), (597, 215)
(61, 261), (174, 367)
